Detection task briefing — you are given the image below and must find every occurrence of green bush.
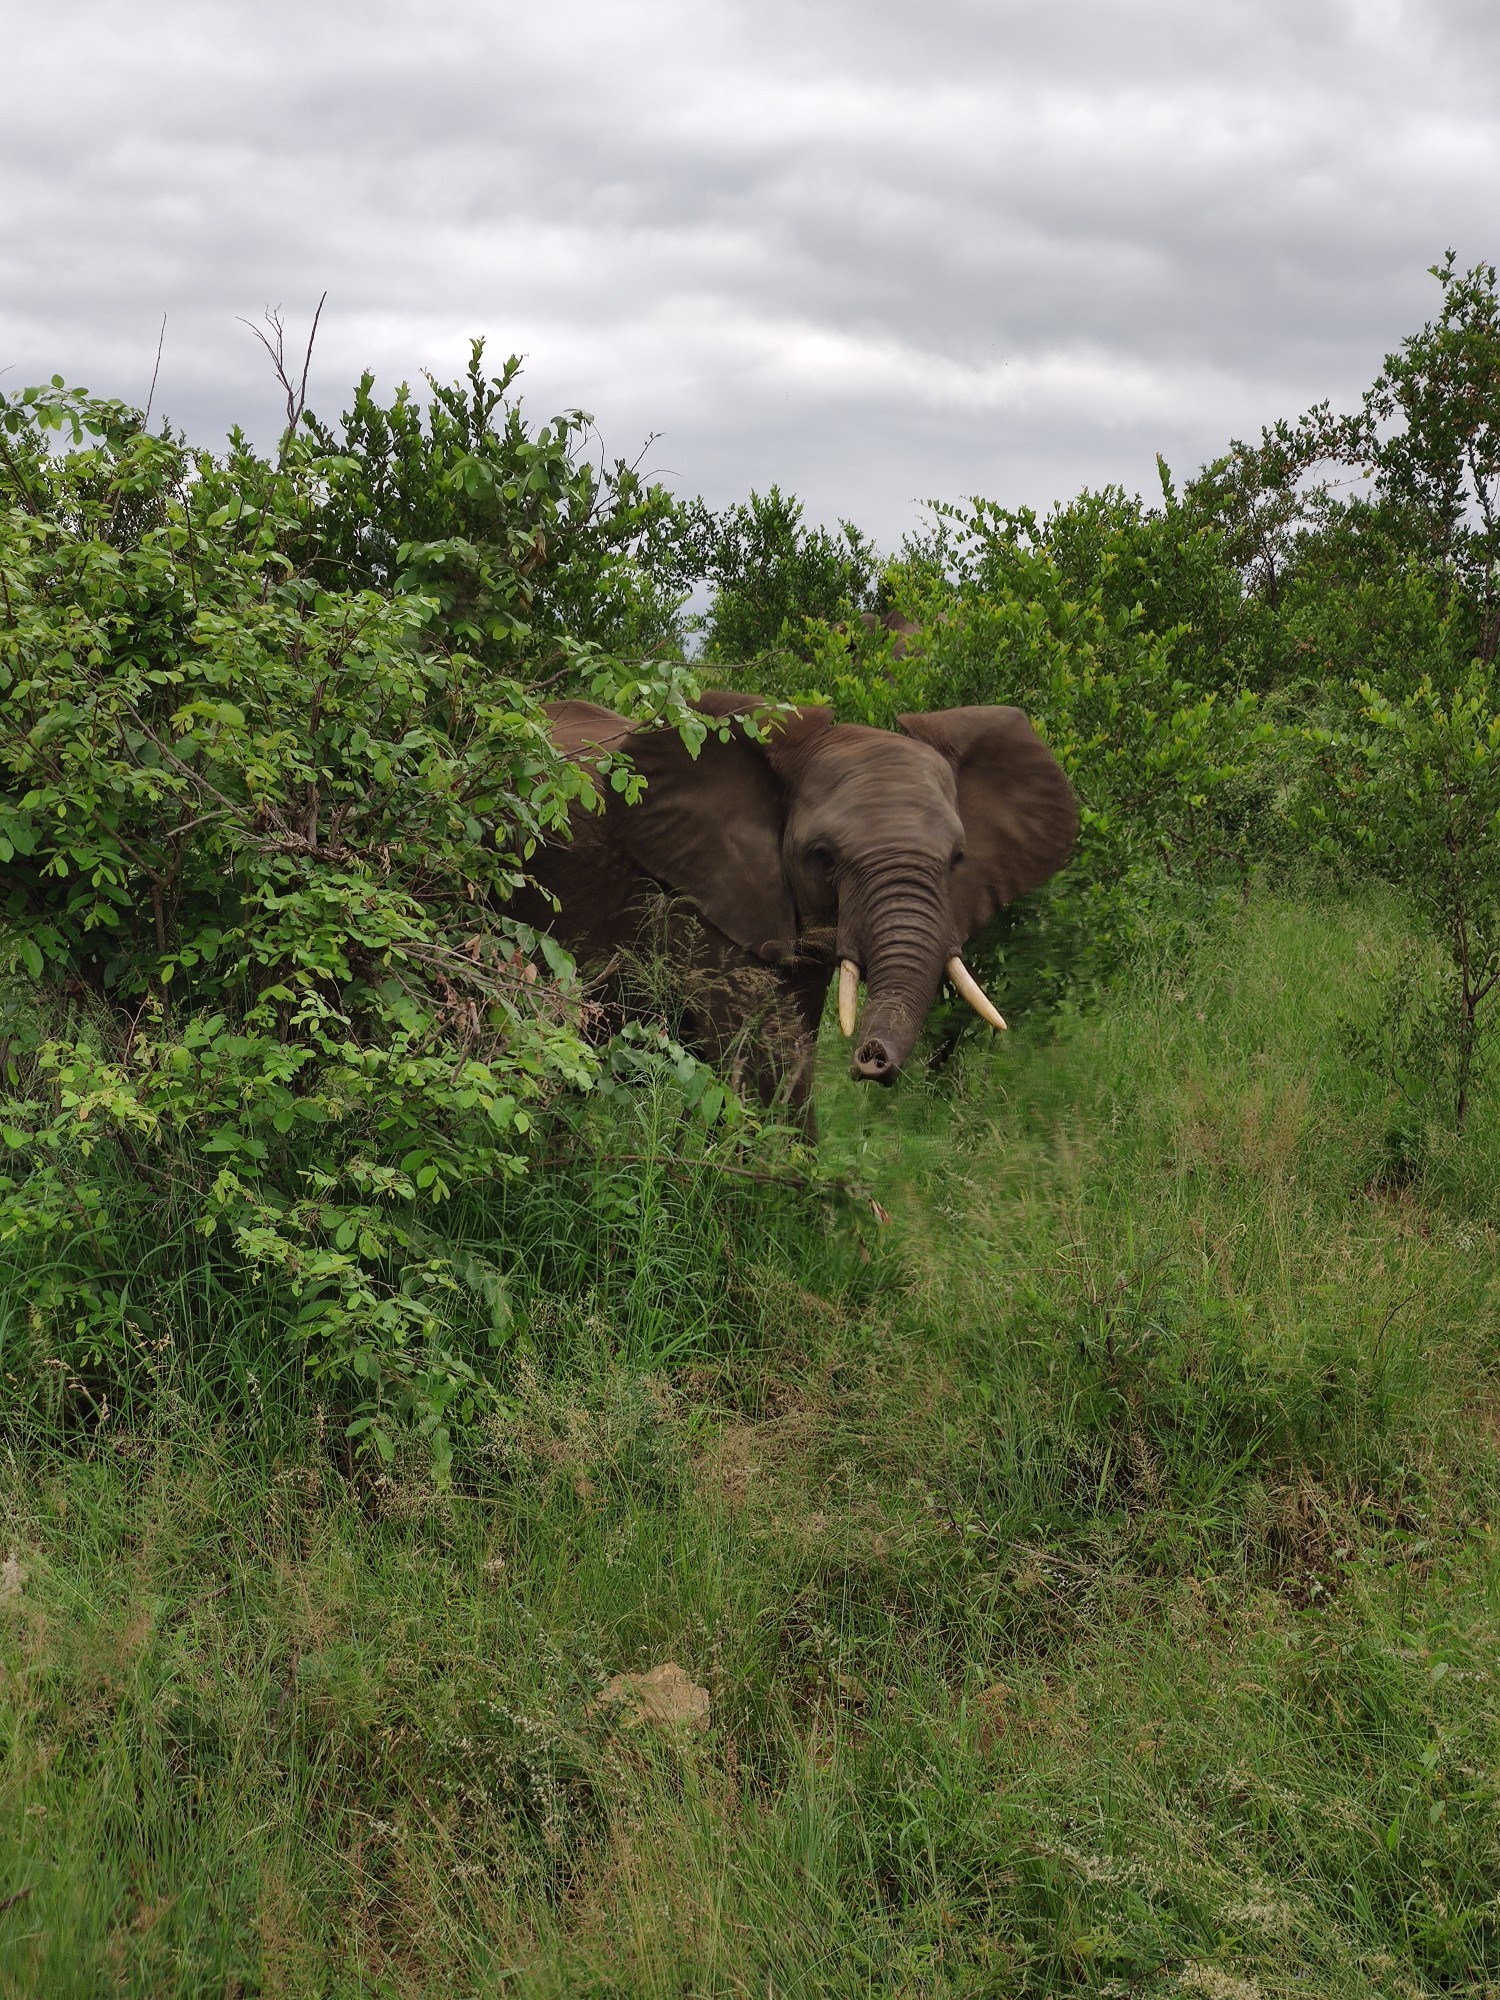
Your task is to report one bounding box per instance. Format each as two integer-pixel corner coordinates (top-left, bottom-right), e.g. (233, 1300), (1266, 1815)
(298, 339), (697, 663)
(0, 371), (719, 1471)
(1303, 654), (1500, 1130)
(690, 485), (880, 662)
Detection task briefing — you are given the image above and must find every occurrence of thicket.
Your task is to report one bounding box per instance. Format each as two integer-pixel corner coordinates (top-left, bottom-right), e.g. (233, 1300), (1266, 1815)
(3, 254), (1500, 1472)
(705, 256), (1500, 1106)
(0, 355), (754, 1473)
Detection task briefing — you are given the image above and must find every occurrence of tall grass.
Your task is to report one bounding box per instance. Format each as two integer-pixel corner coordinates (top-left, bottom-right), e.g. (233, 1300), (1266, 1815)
(4, 895), (1500, 1996)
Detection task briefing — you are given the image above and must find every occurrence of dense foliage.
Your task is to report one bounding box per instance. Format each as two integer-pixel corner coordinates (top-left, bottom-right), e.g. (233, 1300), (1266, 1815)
(4, 253), (1500, 1478)
(0, 366), (723, 1471)
(702, 256), (1500, 1089)
(8, 257), (1500, 1997)
(298, 341), (697, 664)
(688, 483), (881, 662)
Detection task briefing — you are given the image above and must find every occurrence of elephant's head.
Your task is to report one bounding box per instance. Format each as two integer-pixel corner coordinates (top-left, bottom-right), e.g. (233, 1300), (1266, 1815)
(548, 692), (1078, 1084)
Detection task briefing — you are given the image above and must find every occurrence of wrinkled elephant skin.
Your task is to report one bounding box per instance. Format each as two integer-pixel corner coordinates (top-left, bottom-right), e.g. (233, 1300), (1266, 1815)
(508, 692), (1078, 1117)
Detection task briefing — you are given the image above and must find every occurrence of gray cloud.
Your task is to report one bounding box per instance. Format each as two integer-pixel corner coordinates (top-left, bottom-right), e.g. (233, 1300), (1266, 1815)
(3, 0), (1496, 545)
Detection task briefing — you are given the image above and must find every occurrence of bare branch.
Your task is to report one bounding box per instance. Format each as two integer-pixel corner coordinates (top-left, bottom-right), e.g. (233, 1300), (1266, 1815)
(238, 292), (328, 462)
(143, 314), (167, 429)
(297, 291), (327, 437)
(238, 305), (288, 411)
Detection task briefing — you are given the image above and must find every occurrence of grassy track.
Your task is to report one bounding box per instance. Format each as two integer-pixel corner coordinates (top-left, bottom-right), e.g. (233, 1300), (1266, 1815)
(5, 897), (1500, 1997)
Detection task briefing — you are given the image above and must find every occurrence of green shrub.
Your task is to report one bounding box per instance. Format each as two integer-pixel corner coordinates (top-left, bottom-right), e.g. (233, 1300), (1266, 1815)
(1304, 655), (1500, 1129)
(691, 485), (880, 662)
(0, 372), (719, 1471)
(298, 339), (696, 663)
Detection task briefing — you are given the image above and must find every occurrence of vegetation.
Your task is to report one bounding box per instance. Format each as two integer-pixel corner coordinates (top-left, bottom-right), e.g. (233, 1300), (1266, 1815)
(6, 901), (1500, 1996)
(688, 485), (881, 663)
(3, 255), (1500, 1993)
(0, 362), (731, 1474)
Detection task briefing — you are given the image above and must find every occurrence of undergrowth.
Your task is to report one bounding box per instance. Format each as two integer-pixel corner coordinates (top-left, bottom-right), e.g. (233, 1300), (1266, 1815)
(4, 896), (1500, 1997)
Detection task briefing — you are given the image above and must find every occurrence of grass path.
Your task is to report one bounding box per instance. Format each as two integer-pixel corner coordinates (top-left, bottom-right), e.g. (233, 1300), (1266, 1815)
(4, 898), (1500, 1996)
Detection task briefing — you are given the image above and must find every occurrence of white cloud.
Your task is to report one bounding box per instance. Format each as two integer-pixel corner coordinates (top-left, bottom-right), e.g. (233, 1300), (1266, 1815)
(2, 0), (1496, 544)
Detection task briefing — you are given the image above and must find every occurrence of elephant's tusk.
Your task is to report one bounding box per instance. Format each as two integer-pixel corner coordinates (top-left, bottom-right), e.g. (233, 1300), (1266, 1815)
(838, 959), (860, 1038)
(947, 956), (1007, 1032)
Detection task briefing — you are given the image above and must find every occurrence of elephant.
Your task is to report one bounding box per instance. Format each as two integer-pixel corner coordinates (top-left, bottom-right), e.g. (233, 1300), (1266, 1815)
(856, 608), (922, 656)
(508, 692), (1078, 1116)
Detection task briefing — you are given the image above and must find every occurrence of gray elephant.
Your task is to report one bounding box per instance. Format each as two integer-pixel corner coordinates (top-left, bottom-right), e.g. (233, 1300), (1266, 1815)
(856, 608), (923, 655)
(509, 692), (1077, 1114)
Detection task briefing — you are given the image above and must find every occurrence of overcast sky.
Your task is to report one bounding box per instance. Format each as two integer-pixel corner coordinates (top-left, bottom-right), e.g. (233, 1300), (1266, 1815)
(3, 0), (1496, 546)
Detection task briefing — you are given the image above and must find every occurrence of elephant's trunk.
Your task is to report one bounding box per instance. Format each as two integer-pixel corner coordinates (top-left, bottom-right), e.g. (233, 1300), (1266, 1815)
(839, 855), (949, 1085)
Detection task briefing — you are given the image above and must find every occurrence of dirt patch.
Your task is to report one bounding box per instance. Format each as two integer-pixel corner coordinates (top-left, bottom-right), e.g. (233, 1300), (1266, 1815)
(595, 1661), (710, 1736)
(694, 1399), (822, 1507)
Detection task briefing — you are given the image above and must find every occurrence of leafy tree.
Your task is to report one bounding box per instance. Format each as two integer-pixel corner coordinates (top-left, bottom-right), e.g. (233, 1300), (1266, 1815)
(1154, 256), (1500, 1133)
(921, 480), (1275, 695)
(1324, 252), (1500, 659)
(1183, 425), (1320, 623)
(297, 340), (696, 667)
(1304, 642), (1500, 1132)
(0, 370), (715, 1471)
(1186, 255), (1500, 693)
(695, 486), (880, 661)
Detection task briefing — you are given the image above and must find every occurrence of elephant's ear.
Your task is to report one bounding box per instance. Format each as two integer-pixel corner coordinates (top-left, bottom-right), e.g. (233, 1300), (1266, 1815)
(553, 694), (828, 960)
(898, 706), (1078, 939)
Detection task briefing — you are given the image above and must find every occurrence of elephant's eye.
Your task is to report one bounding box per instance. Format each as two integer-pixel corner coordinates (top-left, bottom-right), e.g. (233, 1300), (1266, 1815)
(949, 847), (965, 871)
(807, 842), (837, 874)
